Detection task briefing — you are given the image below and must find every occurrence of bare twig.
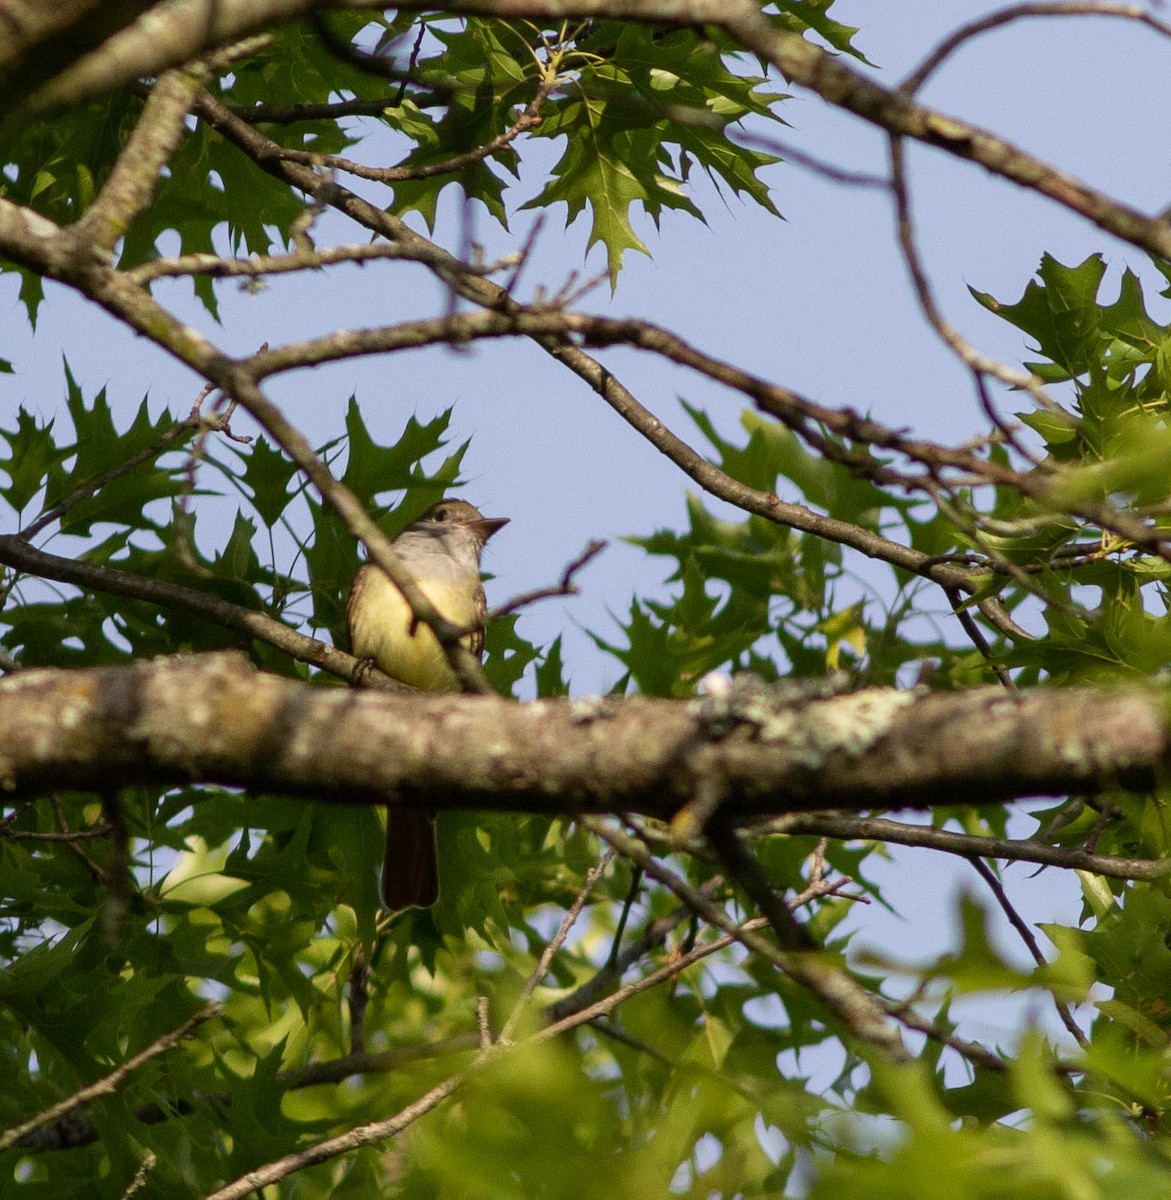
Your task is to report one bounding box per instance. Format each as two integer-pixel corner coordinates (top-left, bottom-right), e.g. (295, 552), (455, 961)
(944, 586), (1017, 691)
(724, 123), (890, 189)
(476, 997), (492, 1050)
(888, 133), (1061, 432)
(50, 793), (108, 885)
(0, 534), (388, 687)
(0, 1003), (220, 1153)
(120, 1152), (158, 1199)
(73, 65), (210, 254)
(1, 822), (112, 842)
(881, 997), (1009, 1073)
(127, 239), (518, 285)
(219, 374), (493, 693)
(967, 857), (1089, 1049)
(582, 816), (910, 1060)
(756, 812), (1171, 882)
(705, 815), (817, 951)
(488, 538), (607, 621)
(901, 2), (1171, 95)
(266, 76), (553, 184)
(19, 419), (193, 542)
(498, 851), (613, 1043)
(205, 855), (608, 1200)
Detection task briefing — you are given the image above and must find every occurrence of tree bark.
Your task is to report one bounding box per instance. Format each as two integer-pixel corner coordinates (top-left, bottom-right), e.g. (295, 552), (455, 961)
(0, 652), (1163, 814)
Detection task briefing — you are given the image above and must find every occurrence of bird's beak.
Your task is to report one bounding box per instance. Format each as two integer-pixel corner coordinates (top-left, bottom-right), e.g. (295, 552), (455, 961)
(471, 516), (509, 542)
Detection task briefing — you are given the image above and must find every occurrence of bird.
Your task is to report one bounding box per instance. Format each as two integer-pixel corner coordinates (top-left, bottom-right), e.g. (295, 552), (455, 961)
(347, 498), (508, 911)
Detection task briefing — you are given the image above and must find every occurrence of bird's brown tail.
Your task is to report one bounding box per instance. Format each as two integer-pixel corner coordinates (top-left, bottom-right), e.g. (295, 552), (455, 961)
(381, 807), (439, 911)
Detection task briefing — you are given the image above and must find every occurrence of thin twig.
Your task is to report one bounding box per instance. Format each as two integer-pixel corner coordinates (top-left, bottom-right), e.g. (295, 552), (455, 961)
(582, 816), (910, 1061)
(18, 417), (194, 542)
(50, 794), (107, 885)
(901, 2), (1171, 95)
(944, 586), (1017, 691)
(967, 857), (1089, 1049)
(0, 1003), (220, 1153)
(705, 815), (817, 951)
(488, 539), (607, 621)
(120, 1152), (158, 1199)
(498, 851), (614, 1044)
(755, 812), (1171, 882)
(0, 534), (387, 687)
(1, 822), (112, 841)
(264, 76), (553, 184)
(888, 133), (1061, 431)
(128, 239), (518, 285)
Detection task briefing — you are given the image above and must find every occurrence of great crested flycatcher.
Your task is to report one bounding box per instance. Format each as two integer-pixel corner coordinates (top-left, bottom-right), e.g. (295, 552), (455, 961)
(347, 498), (509, 911)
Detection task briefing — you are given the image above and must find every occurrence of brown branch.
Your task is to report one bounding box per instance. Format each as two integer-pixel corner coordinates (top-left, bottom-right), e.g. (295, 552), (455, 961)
(229, 94), (442, 123)
(705, 816), (816, 950)
(1, 823), (112, 841)
(758, 812), (1171, 882)
(6, 24), (1163, 688)
(887, 132), (1058, 450)
(497, 850), (613, 1044)
(204, 892), (785, 1199)
(179, 96), (992, 530)
(266, 75), (554, 184)
(0, 534), (393, 687)
(25, 875), (715, 1154)
(73, 63), (208, 254)
(16, 386), (237, 541)
(0, 653), (1165, 814)
(880, 997), (1009, 1074)
(944, 585), (1017, 691)
(0, 0), (157, 125)
(203, 1057), (471, 1199)
(174, 86), (1042, 649)
(121, 1152), (158, 1199)
(232, 304), (1016, 592)
(50, 794), (109, 885)
(7, 860), (994, 1157)
(901, 3), (1171, 95)
(584, 815), (911, 1059)
(488, 538), (607, 621)
(126, 239), (517, 285)
(967, 856), (1089, 1049)
(0, 1002), (220, 1153)
(249, 296), (1171, 580)
(0, 203), (493, 695)
(382, 0), (1171, 261)
(217, 373), (494, 694)
(545, 877), (725, 1022)
(13, 0), (1171, 273)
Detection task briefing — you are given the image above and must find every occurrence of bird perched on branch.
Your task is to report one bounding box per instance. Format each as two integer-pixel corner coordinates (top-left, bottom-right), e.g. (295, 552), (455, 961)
(347, 498), (508, 911)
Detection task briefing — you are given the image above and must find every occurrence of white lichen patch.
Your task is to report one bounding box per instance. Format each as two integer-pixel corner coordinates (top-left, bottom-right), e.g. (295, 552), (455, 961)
(701, 686), (918, 769)
(56, 689), (90, 730)
(567, 696), (615, 724)
(794, 690), (917, 756)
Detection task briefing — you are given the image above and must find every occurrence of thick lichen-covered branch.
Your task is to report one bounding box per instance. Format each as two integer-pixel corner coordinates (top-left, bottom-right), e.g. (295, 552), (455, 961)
(0, 653), (1164, 815)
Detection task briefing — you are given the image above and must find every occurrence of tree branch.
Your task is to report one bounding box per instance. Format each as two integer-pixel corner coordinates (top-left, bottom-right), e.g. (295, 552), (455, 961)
(2, 651), (1162, 833)
(760, 812), (1171, 882)
(0, 1002), (220, 1153)
(0, 534), (393, 688)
